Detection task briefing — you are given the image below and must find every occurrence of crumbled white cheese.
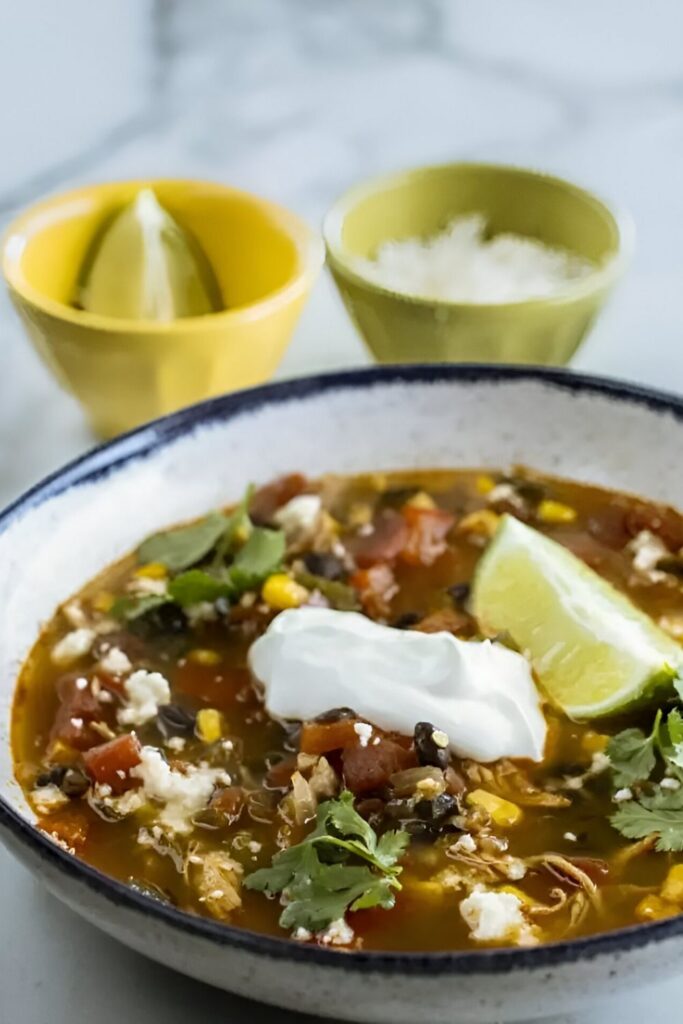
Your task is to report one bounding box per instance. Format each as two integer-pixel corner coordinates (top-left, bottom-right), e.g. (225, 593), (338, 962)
(248, 840), (262, 854)
(487, 483), (525, 512)
(186, 601), (218, 625)
(92, 787), (145, 818)
(117, 670), (171, 726)
(131, 746), (228, 834)
(31, 784), (69, 815)
(563, 831), (578, 842)
(127, 575), (168, 597)
(353, 722), (373, 748)
(99, 646), (132, 676)
(628, 530), (670, 583)
(661, 777), (681, 791)
(590, 752), (610, 775)
(453, 832), (477, 855)
(357, 213), (593, 304)
(318, 917), (355, 946)
(460, 887), (535, 945)
(51, 628), (96, 667)
(274, 495), (322, 537)
(293, 927), (312, 942)
(504, 859), (527, 881)
(63, 600), (88, 629)
(166, 736), (186, 753)
(613, 787), (633, 802)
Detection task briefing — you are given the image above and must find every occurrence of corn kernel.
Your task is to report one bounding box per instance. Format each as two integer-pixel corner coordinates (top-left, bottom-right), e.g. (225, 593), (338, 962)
(188, 648), (221, 667)
(457, 510), (501, 541)
(196, 708), (223, 744)
(262, 574), (309, 610)
(635, 894), (679, 922)
(661, 864), (683, 905)
(405, 491), (437, 511)
(475, 474), (496, 495)
(134, 561), (168, 579)
(537, 499), (577, 524)
(92, 591), (115, 613)
(581, 731), (608, 756)
(466, 789), (523, 827)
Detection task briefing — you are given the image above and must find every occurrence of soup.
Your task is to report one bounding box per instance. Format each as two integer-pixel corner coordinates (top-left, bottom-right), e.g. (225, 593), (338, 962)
(11, 468), (683, 951)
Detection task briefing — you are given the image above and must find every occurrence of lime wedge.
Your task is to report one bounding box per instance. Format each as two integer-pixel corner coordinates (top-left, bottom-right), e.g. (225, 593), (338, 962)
(472, 514), (683, 719)
(78, 188), (222, 320)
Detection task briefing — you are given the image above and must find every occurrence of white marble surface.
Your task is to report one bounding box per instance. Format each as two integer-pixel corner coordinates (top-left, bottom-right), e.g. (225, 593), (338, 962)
(1, 2), (683, 1021)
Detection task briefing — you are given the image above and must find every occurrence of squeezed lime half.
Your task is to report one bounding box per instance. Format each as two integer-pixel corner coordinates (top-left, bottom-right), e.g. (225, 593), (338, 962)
(472, 514), (683, 719)
(78, 188), (223, 320)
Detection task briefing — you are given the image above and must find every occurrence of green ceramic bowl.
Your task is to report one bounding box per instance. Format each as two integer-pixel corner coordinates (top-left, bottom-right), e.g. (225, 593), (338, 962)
(323, 162), (633, 366)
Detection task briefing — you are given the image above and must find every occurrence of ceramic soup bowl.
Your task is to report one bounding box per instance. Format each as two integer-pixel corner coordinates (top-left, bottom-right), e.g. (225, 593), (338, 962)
(1, 366), (683, 1023)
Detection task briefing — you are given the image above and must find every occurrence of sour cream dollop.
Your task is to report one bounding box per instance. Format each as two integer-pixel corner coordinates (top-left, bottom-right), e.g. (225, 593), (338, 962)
(249, 608), (546, 762)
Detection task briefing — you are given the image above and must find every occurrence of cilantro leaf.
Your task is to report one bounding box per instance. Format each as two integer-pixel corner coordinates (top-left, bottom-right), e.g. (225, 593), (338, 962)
(137, 512), (228, 572)
(295, 572), (360, 611)
(375, 829), (411, 868)
(607, 710), (662, 787)
(658, 708), (683, 770)
(244, 790), (408, 934)
(229, 527), (285, 592)
(111, 593), (169, 621)
(611, 788), (683, 852)
(212, 486), (254, 567)
(167, 569), (233, 607)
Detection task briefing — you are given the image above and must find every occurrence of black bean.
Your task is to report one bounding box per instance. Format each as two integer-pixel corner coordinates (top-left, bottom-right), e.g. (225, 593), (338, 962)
(303, 551), (346, 581)
(447, 583), (470, 606)
(414, 793), (458, 823)
(392, 612), (421, 630)
(61, 767), (90, 797)
(314, 707), (357, 723)
(157, 703), (196, 738)
(506, 477), (546, 503)
(131, 602), (188, 638)
(36, 765), (67, 788)
(414, 721), (449, 770)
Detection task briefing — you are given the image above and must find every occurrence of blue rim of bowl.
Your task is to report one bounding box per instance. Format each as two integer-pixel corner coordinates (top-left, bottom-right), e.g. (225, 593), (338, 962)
(1, 362), (683, 976)
(322, 161), (635, 312)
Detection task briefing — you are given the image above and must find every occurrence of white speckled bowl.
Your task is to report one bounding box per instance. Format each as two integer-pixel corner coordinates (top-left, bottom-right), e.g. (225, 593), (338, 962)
(1, 365), (683, 1023)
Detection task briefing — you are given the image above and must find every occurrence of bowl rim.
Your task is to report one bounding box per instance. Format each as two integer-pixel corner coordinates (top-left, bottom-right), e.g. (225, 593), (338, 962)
(2, 362), (683, 976)
(1, 177), (325, 335)
(322, 161), (635, 313)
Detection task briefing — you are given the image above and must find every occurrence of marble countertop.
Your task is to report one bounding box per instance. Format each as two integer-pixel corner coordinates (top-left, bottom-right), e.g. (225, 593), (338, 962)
(1, 2), (683, 1021)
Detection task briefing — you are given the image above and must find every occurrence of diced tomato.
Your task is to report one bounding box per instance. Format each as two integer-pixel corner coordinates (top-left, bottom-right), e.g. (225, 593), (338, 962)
(83, 733), (142, 793)
(342, 738), (415, 795)
(346, 510), (409, 568)
(300, 718), (360, 756)
(50, 675), (110, 751)
(250, 473), (308, 524)
(264, 756), (297, 790)
(210, 786), (244, 823)
(350, 564), (398, 619)
(38, 809), (90, 852)
(399, 506), (455, 567)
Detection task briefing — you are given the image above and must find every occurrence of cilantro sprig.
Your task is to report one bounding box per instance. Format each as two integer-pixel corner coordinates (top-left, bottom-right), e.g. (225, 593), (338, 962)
(244, 791), (409, 933)
(608, 680), (683, 851)
(114, 488), (285, 621)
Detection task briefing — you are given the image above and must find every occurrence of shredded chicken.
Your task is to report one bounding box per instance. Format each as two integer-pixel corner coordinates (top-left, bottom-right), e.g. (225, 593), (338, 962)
(463, 759), (571, 809)
(194, 850), (243, 920)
